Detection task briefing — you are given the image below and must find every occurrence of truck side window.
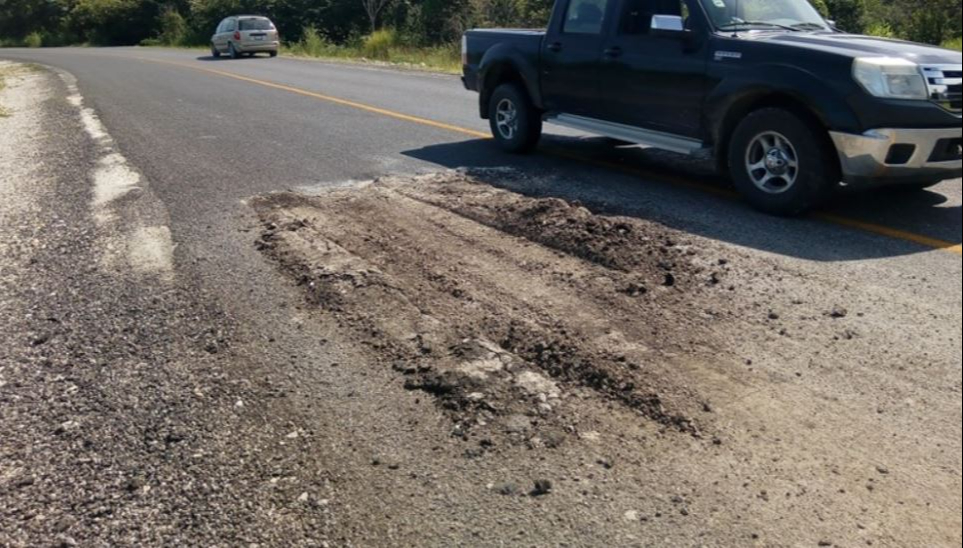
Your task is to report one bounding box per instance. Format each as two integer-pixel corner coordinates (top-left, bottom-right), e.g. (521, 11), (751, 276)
(620, 0), (689, 34)
(563, 0), (610, 35)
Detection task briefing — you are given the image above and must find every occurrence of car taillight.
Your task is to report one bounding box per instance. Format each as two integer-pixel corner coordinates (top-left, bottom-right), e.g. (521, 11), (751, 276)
(234, 31), (241, 41)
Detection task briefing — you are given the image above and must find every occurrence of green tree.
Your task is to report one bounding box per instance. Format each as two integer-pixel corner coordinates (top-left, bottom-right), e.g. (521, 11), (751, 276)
(824, 0), (865, 33)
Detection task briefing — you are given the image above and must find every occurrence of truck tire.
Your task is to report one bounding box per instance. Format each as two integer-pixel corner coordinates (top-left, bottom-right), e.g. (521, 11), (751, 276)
(728, 108), (839, 216)
(488, 84), (542, 154)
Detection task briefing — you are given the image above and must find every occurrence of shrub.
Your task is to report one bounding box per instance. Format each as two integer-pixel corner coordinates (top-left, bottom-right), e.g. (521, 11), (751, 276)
(942, 37), (962, 51)
(864, 22), (897, 39)
(362, 29), (397, 60)
(24, 32), (43, 48)
(290, 27), (332, 57)
(157, 7), (188, 46)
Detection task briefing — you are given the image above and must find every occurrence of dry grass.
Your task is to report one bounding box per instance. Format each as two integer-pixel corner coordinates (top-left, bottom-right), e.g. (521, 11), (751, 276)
(0, 66), (10, 117)
(0, 63), (39, 117)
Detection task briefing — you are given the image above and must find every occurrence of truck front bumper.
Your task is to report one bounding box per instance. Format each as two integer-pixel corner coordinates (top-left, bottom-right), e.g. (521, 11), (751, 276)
(830, 127), (962, 187)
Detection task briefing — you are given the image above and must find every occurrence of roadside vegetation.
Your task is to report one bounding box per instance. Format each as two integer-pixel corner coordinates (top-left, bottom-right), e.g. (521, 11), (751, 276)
(0, 74), (7, 118)
(284, 28), (461, 73)
(2, 0), (960, 72)
(0, 63), (15, 117)
(944, 37), (963, 51)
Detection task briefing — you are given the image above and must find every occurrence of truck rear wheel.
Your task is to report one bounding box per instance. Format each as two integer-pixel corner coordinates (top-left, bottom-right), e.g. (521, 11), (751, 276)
(728, 108), (839, 216)
(488, 84), (542, 154)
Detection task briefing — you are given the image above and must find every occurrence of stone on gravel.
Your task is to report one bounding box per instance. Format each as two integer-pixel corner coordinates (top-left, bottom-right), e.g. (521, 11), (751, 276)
(531, 479), (553, 497)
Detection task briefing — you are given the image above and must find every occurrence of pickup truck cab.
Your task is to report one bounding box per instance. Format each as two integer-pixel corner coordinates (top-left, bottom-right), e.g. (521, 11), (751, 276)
(462, 0), (962, 215)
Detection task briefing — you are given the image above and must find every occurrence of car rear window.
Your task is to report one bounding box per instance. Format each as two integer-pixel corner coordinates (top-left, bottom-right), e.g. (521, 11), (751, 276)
(239, 19), (273, 31)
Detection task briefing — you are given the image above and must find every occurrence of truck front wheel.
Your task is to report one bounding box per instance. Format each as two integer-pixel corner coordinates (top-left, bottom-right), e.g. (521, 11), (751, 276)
(488, 84), (542, 154)
(728, 108), (839, 216)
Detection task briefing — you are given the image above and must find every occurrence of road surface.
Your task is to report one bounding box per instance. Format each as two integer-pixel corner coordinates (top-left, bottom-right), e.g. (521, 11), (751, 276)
(1, 48), (961, 547)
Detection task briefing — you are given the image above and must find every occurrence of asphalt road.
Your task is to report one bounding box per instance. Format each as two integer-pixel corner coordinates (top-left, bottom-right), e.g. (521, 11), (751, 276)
(3, 47), (960, 260)
(2, 47), (961, 546)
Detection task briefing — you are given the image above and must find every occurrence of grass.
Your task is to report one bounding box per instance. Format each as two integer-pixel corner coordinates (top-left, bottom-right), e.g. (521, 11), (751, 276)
(942, 37), (962, 51)
(0, 63), (40, 117)
(281, 28), (461, 74)
(283, 42), (460, 74)
(0, 66), (10, 117)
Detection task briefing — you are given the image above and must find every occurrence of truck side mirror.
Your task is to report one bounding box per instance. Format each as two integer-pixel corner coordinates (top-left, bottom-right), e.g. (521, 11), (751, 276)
(650, 15), (685, 37)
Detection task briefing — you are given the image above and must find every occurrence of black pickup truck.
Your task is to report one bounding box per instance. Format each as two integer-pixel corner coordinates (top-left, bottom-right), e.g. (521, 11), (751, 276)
(462, 0), (962, 215)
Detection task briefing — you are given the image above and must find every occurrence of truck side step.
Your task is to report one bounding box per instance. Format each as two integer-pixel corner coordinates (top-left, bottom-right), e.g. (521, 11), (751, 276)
(545, 113), (705, 156)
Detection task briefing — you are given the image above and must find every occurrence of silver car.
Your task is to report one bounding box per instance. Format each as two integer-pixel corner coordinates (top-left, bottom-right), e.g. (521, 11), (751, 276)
(211, 16), (279, 59)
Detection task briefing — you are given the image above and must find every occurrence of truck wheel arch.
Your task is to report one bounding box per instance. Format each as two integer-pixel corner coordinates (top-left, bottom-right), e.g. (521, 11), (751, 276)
(711, 90), (844, 177)
(478, 48), (542, 120)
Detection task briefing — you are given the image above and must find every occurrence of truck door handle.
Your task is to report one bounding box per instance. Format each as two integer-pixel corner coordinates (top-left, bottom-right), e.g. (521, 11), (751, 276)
(603, 46), (623, 58)
(547, 42), (563, 53)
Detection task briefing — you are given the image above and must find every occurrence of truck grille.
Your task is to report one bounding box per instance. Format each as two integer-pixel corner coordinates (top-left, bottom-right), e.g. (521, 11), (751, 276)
(922, 65), (962, 114)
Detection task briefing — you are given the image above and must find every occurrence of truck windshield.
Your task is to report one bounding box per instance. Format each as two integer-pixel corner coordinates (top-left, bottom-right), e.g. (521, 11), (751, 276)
(699, 0), (830, 32)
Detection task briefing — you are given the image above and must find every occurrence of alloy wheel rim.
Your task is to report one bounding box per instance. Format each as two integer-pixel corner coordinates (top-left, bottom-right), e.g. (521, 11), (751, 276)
(745, 131), (799, 194)
(495, 98), (519, 140)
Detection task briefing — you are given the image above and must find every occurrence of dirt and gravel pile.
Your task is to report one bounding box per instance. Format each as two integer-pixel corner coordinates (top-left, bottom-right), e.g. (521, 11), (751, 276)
(252, 171), (740, 445)
(401, 170), (695, 279)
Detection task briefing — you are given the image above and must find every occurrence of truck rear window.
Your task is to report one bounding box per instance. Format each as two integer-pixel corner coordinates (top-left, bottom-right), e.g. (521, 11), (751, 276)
(239, 19), (273, 31)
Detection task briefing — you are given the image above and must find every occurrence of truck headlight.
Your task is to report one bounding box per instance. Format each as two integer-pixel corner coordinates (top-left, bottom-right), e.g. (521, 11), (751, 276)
(853, 57), (928, 100)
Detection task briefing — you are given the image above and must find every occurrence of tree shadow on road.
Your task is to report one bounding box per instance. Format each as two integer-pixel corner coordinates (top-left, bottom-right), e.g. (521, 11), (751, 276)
(401, 135), (961, 262)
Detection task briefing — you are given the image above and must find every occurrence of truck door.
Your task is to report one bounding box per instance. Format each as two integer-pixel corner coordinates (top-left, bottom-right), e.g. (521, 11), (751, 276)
(597, 0), (709, 138)
(540, 0), (617, 116)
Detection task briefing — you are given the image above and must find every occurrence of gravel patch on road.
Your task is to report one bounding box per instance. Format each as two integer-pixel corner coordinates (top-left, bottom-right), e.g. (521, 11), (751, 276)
(251, 173), (726, 442)
(251, 170), (961, 547)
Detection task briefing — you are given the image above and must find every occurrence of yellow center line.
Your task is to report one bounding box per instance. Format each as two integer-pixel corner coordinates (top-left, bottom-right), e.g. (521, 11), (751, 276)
(813, 213), (963, 255)
(138, 56), (962, 256)
(137, 57), (490, 140)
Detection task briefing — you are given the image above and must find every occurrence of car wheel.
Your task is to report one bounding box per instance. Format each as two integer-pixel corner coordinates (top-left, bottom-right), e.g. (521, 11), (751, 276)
(728, 108), (839, 216)
(229, 42), (240, 59)
(211, 44), (221, 58)
(269, 50), (278, 58)
(488, 83), (542, 154)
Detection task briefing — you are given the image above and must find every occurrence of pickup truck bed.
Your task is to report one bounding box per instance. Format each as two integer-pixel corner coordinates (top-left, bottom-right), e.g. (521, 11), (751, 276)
(462, 29), (544, 97)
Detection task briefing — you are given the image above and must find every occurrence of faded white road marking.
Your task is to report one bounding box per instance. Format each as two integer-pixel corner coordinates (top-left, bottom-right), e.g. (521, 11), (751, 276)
(128, 226), (175, 280)
(55, 69), (175, 279)
(92, 153), (141, 209)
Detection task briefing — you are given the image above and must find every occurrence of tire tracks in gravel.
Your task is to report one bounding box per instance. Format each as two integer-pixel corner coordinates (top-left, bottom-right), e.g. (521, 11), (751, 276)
(251, 174), (725, 442)
(250, 170), (961, 547)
